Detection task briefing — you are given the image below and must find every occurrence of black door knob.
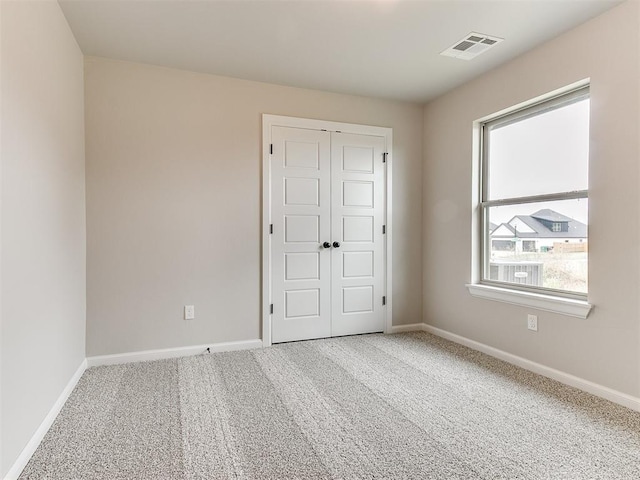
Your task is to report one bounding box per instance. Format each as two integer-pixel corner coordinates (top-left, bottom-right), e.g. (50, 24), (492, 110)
(323, 242), (331, 248)
(333, 241), (341, 248)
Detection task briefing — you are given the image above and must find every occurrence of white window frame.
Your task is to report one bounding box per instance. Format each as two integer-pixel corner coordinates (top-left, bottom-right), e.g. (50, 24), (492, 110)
(468, 83), (593, 318)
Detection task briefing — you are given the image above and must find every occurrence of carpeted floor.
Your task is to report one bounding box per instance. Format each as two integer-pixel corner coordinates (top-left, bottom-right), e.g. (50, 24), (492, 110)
(19, 332), (640, 479)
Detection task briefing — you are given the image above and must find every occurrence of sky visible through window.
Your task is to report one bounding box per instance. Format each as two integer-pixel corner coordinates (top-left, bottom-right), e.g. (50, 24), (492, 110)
(488, 98), (590, 225)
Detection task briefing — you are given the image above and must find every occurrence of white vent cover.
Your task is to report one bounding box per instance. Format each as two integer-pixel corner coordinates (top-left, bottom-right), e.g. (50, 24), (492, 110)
(441, 32), (503, 60)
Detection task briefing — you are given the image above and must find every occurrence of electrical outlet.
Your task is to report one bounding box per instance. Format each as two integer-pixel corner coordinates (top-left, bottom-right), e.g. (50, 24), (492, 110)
(527, 314), (538, 331)
(184, 305), (195, 320)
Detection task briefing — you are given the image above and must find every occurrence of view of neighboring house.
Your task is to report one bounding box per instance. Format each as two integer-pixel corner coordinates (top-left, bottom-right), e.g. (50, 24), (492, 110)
(490, 209), (587, 253)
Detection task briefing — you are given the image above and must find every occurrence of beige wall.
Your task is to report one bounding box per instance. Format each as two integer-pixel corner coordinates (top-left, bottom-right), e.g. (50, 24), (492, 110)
(84, 58), (423, 356)
(423, 1), (640, 396)
(0, 0), (86, 476)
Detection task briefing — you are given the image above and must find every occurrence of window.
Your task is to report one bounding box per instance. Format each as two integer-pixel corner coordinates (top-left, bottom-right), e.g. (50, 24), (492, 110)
(479, 86), (589, 300)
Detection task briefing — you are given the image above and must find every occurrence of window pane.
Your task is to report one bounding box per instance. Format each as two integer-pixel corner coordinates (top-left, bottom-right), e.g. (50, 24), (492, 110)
(487, 98), (589, 200)
(485, 198), (588, 294)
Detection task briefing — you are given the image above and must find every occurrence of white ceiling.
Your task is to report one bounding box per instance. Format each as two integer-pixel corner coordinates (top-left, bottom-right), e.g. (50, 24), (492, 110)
(59, 0), (621, 103)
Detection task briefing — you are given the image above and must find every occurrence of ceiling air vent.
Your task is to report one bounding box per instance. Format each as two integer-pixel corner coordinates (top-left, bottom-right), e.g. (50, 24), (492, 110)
(441, 32), (503, 60)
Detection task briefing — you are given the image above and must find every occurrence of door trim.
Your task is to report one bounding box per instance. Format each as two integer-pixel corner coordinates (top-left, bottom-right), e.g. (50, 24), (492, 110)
(262, 114), (393, 347)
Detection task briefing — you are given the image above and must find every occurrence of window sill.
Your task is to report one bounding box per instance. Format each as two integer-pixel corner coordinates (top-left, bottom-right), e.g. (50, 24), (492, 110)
(466, 284), (593, 318)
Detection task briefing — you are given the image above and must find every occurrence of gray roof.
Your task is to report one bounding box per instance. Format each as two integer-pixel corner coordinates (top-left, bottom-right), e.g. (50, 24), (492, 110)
(491, 209), (587, 239)
(493, 223), (515, 235)
(530, 209), (574, 223)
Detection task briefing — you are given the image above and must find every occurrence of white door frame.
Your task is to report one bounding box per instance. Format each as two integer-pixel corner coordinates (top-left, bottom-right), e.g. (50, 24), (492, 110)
(262, 114), (393, 347)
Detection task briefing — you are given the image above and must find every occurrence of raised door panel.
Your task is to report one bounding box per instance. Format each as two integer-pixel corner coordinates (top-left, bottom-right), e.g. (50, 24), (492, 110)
(343, 251), (374, 278)
(284, 141), (320, 169)
(343, 181), (374, 207)
(343, 216), (374, 242)
(285, 253), (320, 280)
(343, 286), (374, 313)
(285, 289), (320, 317)
(285, 216), (320, 243)
(343, 146), (374, 173)
(285, 178), (319, 206)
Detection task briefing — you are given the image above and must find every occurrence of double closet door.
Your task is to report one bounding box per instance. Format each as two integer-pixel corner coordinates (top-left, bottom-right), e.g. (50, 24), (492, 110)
(268, 122), (387, 344)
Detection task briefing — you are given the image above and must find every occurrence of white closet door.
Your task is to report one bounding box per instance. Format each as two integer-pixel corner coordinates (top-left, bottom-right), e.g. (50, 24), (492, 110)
(270, 126), (332, 343)
(330, 132), (386, 337)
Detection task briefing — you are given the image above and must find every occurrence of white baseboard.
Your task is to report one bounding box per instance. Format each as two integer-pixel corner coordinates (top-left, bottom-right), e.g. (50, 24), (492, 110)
(389, 323), (426, 334)
(419, 323), (640, 413)
(86, 339), (263, 367)
(3, 359), (87, 480)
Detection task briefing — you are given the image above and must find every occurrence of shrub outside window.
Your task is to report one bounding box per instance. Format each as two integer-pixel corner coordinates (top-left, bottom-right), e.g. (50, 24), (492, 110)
(480, 86), (589, 299)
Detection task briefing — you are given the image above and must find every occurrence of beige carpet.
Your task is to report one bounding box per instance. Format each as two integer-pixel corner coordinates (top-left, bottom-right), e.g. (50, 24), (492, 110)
(20, 332), (640, 479)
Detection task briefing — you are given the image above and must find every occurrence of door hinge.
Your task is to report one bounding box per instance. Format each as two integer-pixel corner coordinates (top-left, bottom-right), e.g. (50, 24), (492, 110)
(270, 224), (273, 234)
(383, 152), (388, 163)
(382, 225), (386, 234)
(382, 296), (386, 306)
(270, 144), (273, 155)
(270, 304), (274, 314)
